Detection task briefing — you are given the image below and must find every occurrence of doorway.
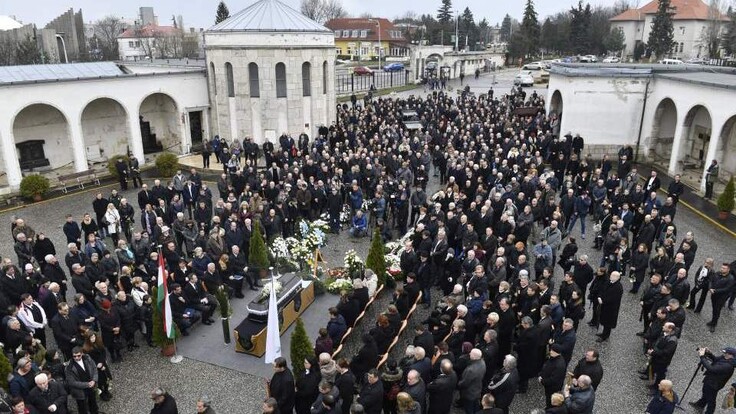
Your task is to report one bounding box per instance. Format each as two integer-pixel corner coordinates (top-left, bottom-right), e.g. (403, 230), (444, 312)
(189, 110), (203, 150)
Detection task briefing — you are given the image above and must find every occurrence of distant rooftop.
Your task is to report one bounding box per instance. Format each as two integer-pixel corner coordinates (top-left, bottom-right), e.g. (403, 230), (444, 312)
(549, 62), (736, 90)
(209, 0), (331, 33)
(0, 15), (23, 31)
(119, 24), (181, 39)
(610, 0), (729, 21)
(0, 61), (203, 86)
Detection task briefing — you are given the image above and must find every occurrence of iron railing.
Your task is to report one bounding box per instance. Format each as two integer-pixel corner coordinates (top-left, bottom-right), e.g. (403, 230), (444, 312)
(335, 70), (410, 94)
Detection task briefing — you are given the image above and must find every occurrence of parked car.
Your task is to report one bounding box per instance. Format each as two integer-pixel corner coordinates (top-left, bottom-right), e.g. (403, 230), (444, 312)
(514, 71), (535, 87)
(685, 58), (707, 65)
(353, 66), (373, 76)
(383, 62), (405, 72)
(521, 64), (549, 83)
(658, 58), (683, 65)
(579, 55), (598, 63)
(602, 56), (621, 63)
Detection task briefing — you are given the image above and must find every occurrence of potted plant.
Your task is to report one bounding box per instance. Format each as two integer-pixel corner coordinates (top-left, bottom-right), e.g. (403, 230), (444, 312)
(19, 174), (50, 201)
(716, 176), (735, 220)
(215, 286), (233, 344)
(151, 287), (180, 356)
(155, 152), (179, 177)
(289, 318), (313, 382)
(249, 221), (271, 279)
(0, 344), (12, 390)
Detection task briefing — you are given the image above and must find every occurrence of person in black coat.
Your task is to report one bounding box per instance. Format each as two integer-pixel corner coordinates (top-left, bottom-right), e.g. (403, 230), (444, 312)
(334, 359), (356, 414)
(357, 369), (384, 414)
(352, 281), (370, 311)
(515, 317), (540, 393)
(350, 334), (379, 383)
(427, 359), (457, 414)
(539, 344), (567, 408)
(572, 349), (604, 391)
(295, 356), (322, 414)
(269, 357), (295, 414)
(595, 271), (623, 342)
(487, 355), (519, 413)
(337, 293), (360, 328)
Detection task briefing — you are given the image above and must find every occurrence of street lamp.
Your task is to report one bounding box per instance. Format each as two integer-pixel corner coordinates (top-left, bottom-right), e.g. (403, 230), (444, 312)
(369, 18), (381, 70)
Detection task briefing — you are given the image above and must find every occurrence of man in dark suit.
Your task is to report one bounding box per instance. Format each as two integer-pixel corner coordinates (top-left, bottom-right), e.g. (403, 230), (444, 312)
(427, 360), (458, 414)
(644, 170), (661, 193)
(268, 357), (295, 414)
(357, 369), (383, 414)
(65, 347), (99, 414)
(183, 274), (216, 325)
(182, 181), (198, 219)
(42, 282), (64, 321)
(50, 302), (81, 359)
(137, 184), (152, 211)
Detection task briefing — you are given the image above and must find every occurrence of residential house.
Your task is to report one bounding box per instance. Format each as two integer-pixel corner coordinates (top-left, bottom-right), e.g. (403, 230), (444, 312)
(117, 24), (182, 61)
(325, 18), (409, 60)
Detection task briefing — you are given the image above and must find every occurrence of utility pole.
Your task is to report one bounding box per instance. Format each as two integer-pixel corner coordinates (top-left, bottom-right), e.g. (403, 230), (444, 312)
(455, 10), (459, 52)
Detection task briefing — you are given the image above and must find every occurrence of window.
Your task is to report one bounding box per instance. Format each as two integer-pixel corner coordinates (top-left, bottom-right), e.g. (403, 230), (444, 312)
(275, 62), (287, 98)
(335, 31), (340, 39)
(225, 62), (235, 97)
(322, 61), (328, 94)
(361, 47), (369, 56)
(679, 26), (685, 35)
(679, 42), (684, 53)
(248, 62), (260, 98)
(128, 41), (134, 48)
(209, 62), (217, 95)
(342, 30), (349, 38)
(335, 48), (342, 54)
(352, 30), (359, 38)
(302, 62), (311, 97)
(360, 30), (367, 38)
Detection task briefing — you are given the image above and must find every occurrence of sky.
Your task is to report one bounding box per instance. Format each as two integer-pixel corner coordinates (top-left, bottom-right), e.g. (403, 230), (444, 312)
(1, 0), (624, 30)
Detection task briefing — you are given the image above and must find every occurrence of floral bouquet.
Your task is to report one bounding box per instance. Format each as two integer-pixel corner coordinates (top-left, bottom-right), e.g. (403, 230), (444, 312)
(260, 280), (283, 301)
(339, 205), (351, 224)
(343, 249), (363, 276)
(327, 277), (354, 294)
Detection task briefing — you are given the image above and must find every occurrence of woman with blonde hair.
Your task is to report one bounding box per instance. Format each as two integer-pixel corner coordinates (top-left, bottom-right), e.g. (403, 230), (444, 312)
(104, 203), (121, 246)
(396, 392), (420, 414)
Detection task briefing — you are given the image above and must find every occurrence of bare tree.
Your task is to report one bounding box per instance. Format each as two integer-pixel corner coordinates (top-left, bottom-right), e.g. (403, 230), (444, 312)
(0, 38), (16, 66)
(300, 0), (347, 24)
(700, 0), (725, 58)
(93, 16), (127, 61)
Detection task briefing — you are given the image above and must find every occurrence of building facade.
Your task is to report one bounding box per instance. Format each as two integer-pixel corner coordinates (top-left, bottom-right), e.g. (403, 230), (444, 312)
(117, 24), (183, 61)
(204, 0), (336, 145)
(325, 18), (409, 59)
(611, 0), (728, 60)
(547, 63), (736, 191)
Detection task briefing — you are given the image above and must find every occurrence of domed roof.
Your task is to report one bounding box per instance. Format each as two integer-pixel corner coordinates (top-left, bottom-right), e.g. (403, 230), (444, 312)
(0, 15), (23, 31)
(209, 0), (331, 33)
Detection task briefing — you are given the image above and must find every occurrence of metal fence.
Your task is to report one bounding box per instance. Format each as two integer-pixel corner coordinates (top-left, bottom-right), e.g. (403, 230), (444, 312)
(335, 70), (410, 94)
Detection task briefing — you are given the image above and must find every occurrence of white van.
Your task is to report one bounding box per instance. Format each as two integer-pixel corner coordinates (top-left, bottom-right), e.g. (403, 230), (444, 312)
(658, 59), (683, 65)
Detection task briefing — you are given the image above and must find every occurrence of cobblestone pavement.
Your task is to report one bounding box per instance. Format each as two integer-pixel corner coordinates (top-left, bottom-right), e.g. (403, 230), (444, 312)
(2, 165), (735, 412)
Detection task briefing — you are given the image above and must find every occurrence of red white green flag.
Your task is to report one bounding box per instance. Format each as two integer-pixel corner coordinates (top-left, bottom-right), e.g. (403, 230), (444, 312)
(157, 253), (174, 339)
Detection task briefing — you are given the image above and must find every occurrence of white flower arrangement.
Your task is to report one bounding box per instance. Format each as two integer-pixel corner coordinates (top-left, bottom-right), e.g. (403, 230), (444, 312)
(327, 278), (354, 294)
(269, 237), (290, 259)
(260, 280), (283, 301)
(343, 249), (363, 275)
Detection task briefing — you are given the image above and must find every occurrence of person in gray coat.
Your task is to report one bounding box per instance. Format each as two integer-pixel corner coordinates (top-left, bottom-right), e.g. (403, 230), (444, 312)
(65, 347), (99, 414)
(457, 348), (486, 414)
(564, 375), (595, 414)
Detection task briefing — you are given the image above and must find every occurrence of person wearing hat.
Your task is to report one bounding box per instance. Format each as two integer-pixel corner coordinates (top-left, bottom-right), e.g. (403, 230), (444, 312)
(689, 346), (736, 414)
(414, 251), (432, 307)
(539, 343), (567, 408)
(97, 298), (123, 363)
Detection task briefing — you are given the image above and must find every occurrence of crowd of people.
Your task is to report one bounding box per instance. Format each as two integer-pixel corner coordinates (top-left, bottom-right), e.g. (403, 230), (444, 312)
(2, 83), (736, 414)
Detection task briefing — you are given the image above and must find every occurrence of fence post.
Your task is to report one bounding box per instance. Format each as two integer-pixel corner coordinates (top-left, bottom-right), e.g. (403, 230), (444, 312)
(351, 74), (354, 92)
(390, 71), (394, 87)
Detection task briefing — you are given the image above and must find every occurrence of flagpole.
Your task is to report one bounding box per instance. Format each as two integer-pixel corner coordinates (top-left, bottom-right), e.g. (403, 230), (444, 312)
(157, 245), (183, 364)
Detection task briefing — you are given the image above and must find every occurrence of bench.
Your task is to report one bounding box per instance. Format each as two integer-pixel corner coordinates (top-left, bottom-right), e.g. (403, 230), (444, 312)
(58, 169), (100, 193)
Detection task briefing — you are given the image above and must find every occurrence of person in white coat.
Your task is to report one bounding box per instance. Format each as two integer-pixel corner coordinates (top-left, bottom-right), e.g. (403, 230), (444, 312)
(104, 203), (122, 246)
(17, 292), (48, 347)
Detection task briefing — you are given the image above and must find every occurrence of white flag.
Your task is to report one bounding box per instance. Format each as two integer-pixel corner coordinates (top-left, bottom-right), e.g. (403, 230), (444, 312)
(265, 276), (281, 364)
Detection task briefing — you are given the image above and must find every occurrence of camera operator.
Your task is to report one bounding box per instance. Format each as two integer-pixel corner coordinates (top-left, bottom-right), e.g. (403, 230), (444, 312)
(689, 347), (736, 414)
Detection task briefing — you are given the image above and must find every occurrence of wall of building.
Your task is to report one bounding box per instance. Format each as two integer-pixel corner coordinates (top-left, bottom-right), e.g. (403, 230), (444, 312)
(546, 74), (648, 153)
(45, 8), (86, 61)
(205, 31), (336, 145)
(140, 93), (180, 151)
(0, 69), (209, 189)
(80, 98), (130, 162)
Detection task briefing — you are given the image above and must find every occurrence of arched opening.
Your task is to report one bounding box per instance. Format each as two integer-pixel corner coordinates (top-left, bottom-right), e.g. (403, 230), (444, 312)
(302, 62), (312, 97)
(648, 98), (677, 168)
(249, 62), (260, 98)
(139, 93), (179, 154)
(81, 98), (130, 163)
(715, 114), (736, 179)
(677, 105), (711, 177)
(275, 62), (287, 98)
(225, 62), (235, 97)
(550, 90), (563, 117)
(322, 61), (328, 95)
(209, 62), (217, 96)
(13, 104), (72, 171)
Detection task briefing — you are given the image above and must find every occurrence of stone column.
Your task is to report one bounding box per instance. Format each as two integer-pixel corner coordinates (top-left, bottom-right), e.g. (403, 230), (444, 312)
(0, 115), (22, 188)
(66, 109), (88, 173)
(127, 109), (145, 165)
(202, 109), (211, 142)
(179, 110), (190, 154)
(667, 113), (686, 176)
(701, 115), (725, 192)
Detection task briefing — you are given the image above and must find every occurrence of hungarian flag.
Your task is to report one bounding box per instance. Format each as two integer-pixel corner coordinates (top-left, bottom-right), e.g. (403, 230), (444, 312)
(157, 253), (175, 339)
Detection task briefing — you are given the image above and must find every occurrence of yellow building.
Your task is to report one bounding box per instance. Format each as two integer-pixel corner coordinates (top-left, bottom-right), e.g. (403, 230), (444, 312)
(325, 18), (408, 60)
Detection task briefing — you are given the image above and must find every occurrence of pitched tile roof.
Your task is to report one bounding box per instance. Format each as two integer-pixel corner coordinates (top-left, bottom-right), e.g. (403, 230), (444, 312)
(119, 24), (181, 39)
(610, 0), (729, 21)
(325, 18), (407, 43)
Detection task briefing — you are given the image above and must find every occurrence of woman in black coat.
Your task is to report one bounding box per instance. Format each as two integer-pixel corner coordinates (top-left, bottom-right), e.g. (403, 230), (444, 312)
(369, 315), (395, 355)
(350, 334), (379, 383)
(557, 237), (578, 273)
(630, 243), (650, 293)
(564, 290), (586, 331)
(597, 272), (624, 341)
(295, 356), (322, 414)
